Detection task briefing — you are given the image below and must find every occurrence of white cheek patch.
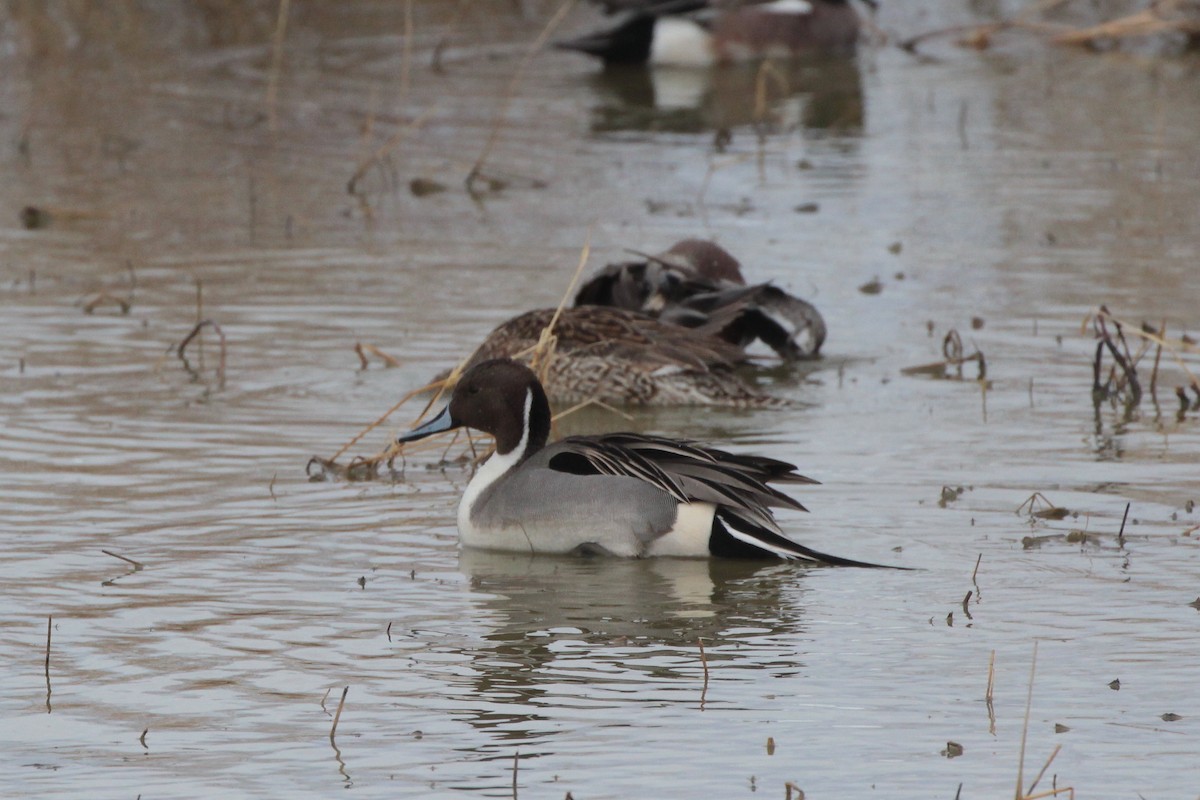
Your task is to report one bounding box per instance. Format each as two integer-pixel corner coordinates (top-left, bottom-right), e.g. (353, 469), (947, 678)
(649, 17), (715, 67)
(762, 0), (814, 13)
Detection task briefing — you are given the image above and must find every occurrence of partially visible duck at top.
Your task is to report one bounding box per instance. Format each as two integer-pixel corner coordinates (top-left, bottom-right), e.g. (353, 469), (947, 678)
(556, 0), (869, 67)
(398, 358), (890, 565)
(453, 304), (782, 408)
(574, 238), (826, 361)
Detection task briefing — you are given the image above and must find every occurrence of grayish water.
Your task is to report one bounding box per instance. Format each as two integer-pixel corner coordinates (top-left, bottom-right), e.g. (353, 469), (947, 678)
(2, 2), (1198, 797)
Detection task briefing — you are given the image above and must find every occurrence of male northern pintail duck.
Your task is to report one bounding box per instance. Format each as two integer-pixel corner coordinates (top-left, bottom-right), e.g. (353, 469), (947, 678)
(453, 305), (782, 407)
(557, 0), (866, 67)
(399, 358), (884, 564)
(574, 238), (826, 361)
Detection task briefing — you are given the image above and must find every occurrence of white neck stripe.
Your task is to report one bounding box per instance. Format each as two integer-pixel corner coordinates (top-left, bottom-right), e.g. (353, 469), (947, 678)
(458, 388), (533, 536)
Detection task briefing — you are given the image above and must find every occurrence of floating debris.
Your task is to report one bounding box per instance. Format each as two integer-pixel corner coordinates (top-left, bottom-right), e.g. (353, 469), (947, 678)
(901, 329), (986, 381)
(1017, 492), (1070, 521)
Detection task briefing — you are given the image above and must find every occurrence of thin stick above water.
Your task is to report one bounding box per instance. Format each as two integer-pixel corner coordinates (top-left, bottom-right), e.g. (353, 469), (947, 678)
(330, 686), (349, 744)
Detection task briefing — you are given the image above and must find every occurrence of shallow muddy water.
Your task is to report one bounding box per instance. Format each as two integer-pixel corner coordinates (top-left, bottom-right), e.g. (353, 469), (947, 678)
(2, 2), (1199, 798)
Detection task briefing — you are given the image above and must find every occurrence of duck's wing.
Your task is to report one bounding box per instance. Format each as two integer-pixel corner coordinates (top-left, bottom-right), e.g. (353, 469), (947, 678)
(686, 283), (827, 361)
(547, 432), (815, 534)
(545, 433), (900, 568)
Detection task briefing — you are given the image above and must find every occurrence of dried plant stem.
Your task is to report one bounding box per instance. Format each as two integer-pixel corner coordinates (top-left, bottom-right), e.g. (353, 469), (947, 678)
(698, 636), (710, 701)
(1117, 502), (1130, 548)
(986, 649), (996, 735)
(101, 549), (144, 569)
(347, 107), (437, 194)
(329, 686), (349, 744)
(44, 614), (52, 676)
(329, 379), (447, 464)
(466, 0), (576, 193)
(1149, 319), (1165, 397)
(266, 0), (291, 133)
(400, 0), (414, 98)
(177, 319), (227, 389)
(1016, 641), (1039, 800)
(529, 230), (594, 381)
(1025, 744), (1062, 797)
(553, 397), (635, 423)
(1093, 308), (1198, 387)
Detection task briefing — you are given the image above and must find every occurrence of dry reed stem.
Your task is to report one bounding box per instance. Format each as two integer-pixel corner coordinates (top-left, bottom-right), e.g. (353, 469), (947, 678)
(986, 649), (996, 735)
(101, 549), (144, 569)
(354, 342), (401, 369)
(1024, 743), (1062, 797)
(465, 0), (577, 193)
(1023, 786), (1074, 800)
(1054, 2), (1200, 45)
(553, 398), (635, 423)
(1150, 319), (1165, 396)
(266, 0), (291, 133)
(1015, 641), (1038, 800)
(901, 0), (1076, 52)
(432, 0), (471, 72)
(529, 230), (594, 382)
(400, 0), (414, 98)
(752, 60), (788, 124)
(324, 236), (617, 474)
(512, 750), (519, 799)
(327, 378), (450, 464)
(971, 553), (983, 584)
(330, 686), (348, 743)
(347, 107), (437, 195)
(1091, 308), (1198, 387)
(44, 614), (52, 676)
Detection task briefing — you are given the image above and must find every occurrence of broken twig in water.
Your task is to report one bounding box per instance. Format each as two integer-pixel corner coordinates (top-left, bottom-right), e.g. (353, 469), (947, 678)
(177, 319), (227, 389)
(354, 342), (401, 369)
(901, 329), (986, 380)
(44, 615), (53, 712)
(1017, 492), (1069, 521)
(101, 549), (144, 570)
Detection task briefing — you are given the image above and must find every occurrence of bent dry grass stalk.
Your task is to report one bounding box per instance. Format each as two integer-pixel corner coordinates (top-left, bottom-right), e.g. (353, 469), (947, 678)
(314, 235), (619, 479)
(1089, 306), (1199, 406)
(465, 0), (576, 197)
(900, 0), (1197, 55)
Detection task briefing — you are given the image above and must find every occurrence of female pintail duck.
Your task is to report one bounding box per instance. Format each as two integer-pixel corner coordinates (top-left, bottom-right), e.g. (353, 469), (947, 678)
(399, 358), (885, 565)
(574, 238), (826, 361)
(557, 0), (866, 67)
(455, 305), (783, 407)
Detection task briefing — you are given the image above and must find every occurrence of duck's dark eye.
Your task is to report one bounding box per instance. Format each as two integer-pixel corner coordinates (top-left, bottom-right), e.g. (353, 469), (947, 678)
(467, 384), (482, 396)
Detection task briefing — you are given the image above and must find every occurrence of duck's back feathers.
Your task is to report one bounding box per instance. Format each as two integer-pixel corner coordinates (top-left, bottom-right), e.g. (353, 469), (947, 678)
(574, 245), (826, 360)
(462, 306), (783, 407)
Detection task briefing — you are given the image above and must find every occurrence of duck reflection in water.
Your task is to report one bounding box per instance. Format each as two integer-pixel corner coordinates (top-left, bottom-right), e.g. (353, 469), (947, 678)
(452, 550), (811, 740)
(583, 57), (863, 136)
